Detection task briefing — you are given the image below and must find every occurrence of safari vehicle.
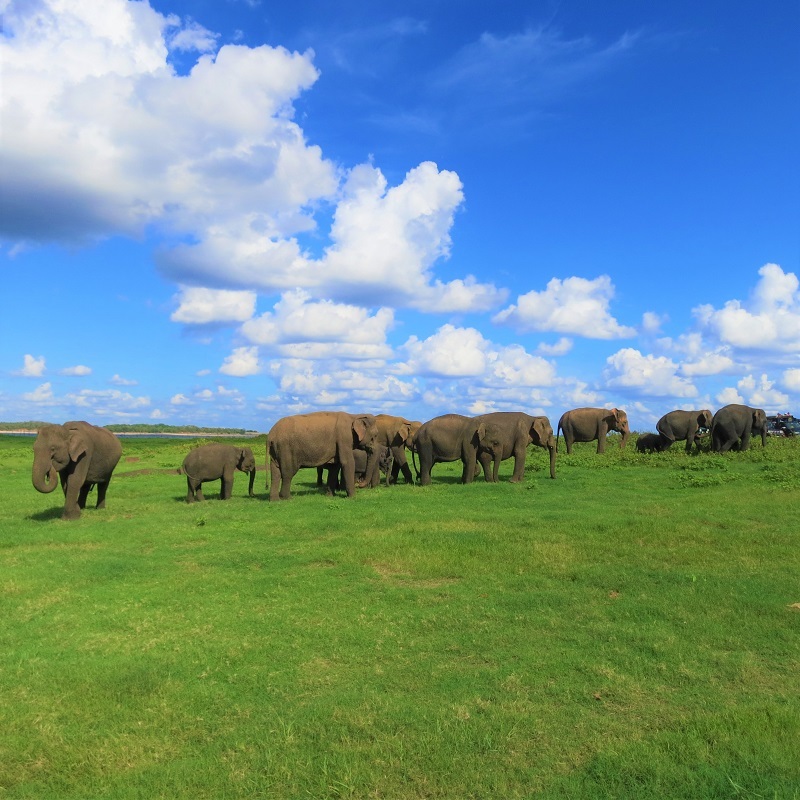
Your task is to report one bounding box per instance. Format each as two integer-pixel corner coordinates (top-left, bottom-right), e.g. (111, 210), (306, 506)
(766, 414), (799, 437)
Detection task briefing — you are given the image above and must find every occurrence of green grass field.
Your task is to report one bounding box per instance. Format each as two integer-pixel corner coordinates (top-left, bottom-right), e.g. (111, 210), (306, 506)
(2, 433), (799, 799)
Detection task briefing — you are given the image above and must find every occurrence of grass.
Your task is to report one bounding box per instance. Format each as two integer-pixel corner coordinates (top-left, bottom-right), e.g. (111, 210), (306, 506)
(1, 433), (799, 798)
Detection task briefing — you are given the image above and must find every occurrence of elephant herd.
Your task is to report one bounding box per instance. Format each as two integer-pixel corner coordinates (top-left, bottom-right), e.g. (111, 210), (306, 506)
(30, 404), (769, 519)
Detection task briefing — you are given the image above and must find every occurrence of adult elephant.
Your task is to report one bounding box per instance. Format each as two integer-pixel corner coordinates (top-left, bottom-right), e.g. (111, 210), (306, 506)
(413, 414), (503, 486)
(473, 412), (556, 481)
(557, 407), (630, 454)
(656, 409), (713, 453)
(181, 443), (256, 503)
(268, 411), (379, 500)
(31, 421), (123, 520)
(370, 414), (422, 486)
(711, 404), (767, 452)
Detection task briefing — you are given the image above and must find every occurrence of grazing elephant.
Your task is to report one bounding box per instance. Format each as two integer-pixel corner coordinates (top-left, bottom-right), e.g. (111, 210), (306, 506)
(31, 420), (123, 520)
(656, 409), (713, 453)
(711, 404), (767, 452)
(317, 446), (394, 493)
(268, 411), (379, 500)
(636, 432), (670, 454)
(413, 414), (504, 486)
(181, 443), (256, 503)
(371, 414), (422, 486)
(557, 407), (630, 454)
(472, 412), (556, 481)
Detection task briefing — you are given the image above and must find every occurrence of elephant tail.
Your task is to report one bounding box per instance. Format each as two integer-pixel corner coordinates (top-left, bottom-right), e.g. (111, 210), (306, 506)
(555, 423), (562, 453)
(411, 447), (420, 483)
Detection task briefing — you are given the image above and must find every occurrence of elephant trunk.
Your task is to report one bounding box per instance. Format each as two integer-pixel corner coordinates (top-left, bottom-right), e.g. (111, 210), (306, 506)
(547, 442), (556, 479)
(619, 429), (630, 450)
(32, 461), (59, 494)
(247, 468), (256, 497)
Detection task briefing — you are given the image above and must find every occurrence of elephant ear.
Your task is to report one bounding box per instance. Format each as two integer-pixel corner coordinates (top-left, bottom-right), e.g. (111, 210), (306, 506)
(68, 431), (88, 461)
(475, 422), (487, 443)
(396, 421), (412, 444)
(352, 416), (369, 444)
(530, 417), (547, 445)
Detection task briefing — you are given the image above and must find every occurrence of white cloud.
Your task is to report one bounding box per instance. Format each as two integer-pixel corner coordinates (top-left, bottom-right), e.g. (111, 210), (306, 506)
(681, 353), (735, 377)
(783, 368), (800, 392)
(220, 346), (261, 376)
(110, 374), (138, 386)
(603, 348), (697, 398)
(401, 324), (557, 385)
(2, 0), (333, 245)
(536, 337), (573, 356)
(171, 287), (257, 325)
(241, 289), (394, 360)
(736, 374), (789, 410)
(15, 354), (46, 377)
(716, 386), (744, 405)
(59, 365), (92, 376)
(23, 382), (55, 403)
(168, 18), (219, 53)
(171, 393), (193, 405)
(493, 275), (636, 339)
(694, 264), (800, 352)
(641, 311), (667, 334)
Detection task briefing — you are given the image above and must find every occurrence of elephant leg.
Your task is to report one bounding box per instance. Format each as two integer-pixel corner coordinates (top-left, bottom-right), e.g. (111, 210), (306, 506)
(478, 452), (493, 482)
(62, 480), (82, 520)
(269, 459), (290, 500)
(509, 446), (526, 482)
(418, 448), (433, 486)
(77, 483), (91, 509)
(564, 434), (574, 455)
(96, 480), (110, 509)
(740, 431), (751, 451)
(195, 483), (206, 502)
(220, 477), (233, 500)
(316, 466), (325, 487)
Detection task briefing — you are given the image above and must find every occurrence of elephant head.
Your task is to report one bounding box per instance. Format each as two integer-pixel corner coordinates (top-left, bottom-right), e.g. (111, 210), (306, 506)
(753, 408), (768, 445)
(698, 409), (713, 428)
(31, 424), (87, 494)
(237, 447), (257, 495)
(610, 408), (630, 449)
(529, 416), (557, 479)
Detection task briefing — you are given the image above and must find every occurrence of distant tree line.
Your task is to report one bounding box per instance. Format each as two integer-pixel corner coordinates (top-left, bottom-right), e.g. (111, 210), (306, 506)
(0, 421), (255, 435)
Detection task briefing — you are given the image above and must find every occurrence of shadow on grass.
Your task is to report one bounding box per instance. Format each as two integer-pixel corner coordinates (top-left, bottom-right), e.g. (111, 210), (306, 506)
(27, 507), (64, 522)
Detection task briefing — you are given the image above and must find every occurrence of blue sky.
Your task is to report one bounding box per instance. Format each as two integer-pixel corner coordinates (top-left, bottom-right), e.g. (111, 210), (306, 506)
(1, 0), (798, 432)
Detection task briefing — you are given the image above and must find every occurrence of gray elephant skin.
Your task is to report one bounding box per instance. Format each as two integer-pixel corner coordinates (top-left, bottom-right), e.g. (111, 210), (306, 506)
(656, 409), (713, 453)
(557, 407), (630, 454)
(636, 432), (670, 454)
(181, 443), (256, 503)
(268, 411), (380, 500)
(31, 420), (123, 520)
(371, 414), (421, 486)
(413, 414), (504, 486)
(711, 404), (767, 452)
(472, 412), (556, 481)
(317, 445), (394, 494)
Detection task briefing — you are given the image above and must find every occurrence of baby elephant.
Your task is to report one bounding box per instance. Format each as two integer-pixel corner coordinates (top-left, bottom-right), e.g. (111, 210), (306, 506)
(636, 432), (671, 454)
(317, 446), (394, 493)
(181, 443), (257, 502)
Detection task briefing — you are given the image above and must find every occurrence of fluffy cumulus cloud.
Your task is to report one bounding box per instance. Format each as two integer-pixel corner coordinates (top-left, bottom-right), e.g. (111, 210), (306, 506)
(493, 275), (636, 339)
(716, 374), (789, 411)
(240, 289), (394, 360)
(401, 324), (556, 385)
(603, 348), (698, 398)
(694, 264), (800, 352)
(20, 382), (151, 416)
(784, 369), (800, 392)
(171, 288), (257, 325)
(1, 0), (332, 247)
(14, 355), (46, 377)
(220, 347), (261, 377)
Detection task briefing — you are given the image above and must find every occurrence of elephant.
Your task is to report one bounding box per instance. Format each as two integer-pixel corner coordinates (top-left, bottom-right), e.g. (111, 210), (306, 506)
(31, 420), (123, 520)
(268, 411), (380, 500)
(557, 407), (630, 454)
(413, 414), (504, 486)
(711, 404), (767, 452)
(370, 414), (422, 486)
(317, 445), (394, 493)
(472, 412), (556, 482)
(635, 432), (670, 454)
(656, 409), (713, 453)
(181, 443), (256, 503)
